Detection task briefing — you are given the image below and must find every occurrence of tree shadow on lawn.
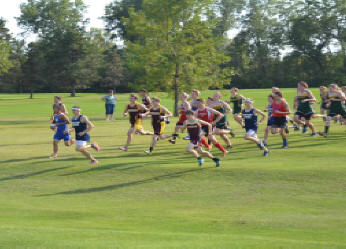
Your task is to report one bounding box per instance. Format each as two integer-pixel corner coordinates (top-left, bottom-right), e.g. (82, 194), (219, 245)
(38, 167), (209, 196)
(0, 166), (69, 182)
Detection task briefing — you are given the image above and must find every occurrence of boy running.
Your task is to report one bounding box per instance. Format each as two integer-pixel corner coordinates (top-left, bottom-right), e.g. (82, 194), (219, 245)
(241, 99), (270, 156)
(263, 94), (274, 146)
(271, 91), (291, 148)
(140, 89), (152, 109)
(143, 97), (173, 154)
(170, 93), (191, 143)
(120, 94), (153, 151)
(319, 84), (346, 137)
(319, 86), (329, 117)
(182, 110), (221, 167)
(50, 104), (74, 159)
(67, 106), (100, 164)
(196, 98), (228, 155)
(229, 87), (246, 127)
(293, 81), (318, 136)
(209, 92), (234, 148)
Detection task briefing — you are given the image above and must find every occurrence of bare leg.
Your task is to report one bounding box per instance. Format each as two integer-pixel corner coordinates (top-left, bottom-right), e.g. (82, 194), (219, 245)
(52, 140), (59, 157)
(234, 114), (243, 126)
(197, 147), (214, 159)
(187, 148), (199, 158)
(76, 146), (95, 161)
(139, 129), (154, 135)
(306, 120), (316, 134)
(264, 126), (270, 144)
(294, 115), (305, 127)
(220, 134), (231, 147)
(124, 128), (135, 148)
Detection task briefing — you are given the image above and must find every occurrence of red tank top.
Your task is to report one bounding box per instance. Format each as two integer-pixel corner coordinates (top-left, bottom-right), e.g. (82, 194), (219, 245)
(197, 108), (213, 124)
(272, 100), (288, 117)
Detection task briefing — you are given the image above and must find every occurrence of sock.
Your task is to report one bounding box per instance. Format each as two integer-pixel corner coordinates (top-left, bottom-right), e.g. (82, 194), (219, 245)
(324, 126), (329, 134)
(212, 157), (219, 162)
(283, 139), (288, 146)
(197, 157), (202, 161)
(149, 147), (153, 152)
(207, 139), (211, 145)
(214, 142), (227, 153)
(201, 137), (210, 148)
(172, 134), (178, 140)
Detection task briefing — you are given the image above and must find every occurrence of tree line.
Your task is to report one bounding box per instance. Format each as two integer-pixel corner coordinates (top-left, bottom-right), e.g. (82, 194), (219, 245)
(0, 0), (345, 111)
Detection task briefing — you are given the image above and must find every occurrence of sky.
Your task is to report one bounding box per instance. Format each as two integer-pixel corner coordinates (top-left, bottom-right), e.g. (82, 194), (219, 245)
(0, 0), (113, 39)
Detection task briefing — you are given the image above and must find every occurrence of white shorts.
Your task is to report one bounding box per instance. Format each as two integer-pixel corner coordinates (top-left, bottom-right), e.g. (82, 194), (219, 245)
(76, 140), (87, 147)
(246, 129), (258, 139)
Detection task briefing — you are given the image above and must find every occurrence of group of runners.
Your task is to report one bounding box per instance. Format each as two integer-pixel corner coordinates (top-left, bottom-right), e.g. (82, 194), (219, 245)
(49, 83), (346, 166)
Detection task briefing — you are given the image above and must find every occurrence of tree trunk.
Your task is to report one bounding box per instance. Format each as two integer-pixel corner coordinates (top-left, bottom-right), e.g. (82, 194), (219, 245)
(174, 62), (179, 117)
(30, 90), (33, 99)
(71, 84), (76, 97)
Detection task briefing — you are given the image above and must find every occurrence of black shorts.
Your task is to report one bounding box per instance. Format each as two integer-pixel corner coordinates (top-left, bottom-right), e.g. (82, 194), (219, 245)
(215, 123), (228, 130)
(295, 111), (314, 121)
(176, 122), (184, 126)
(201, 125), (211, 137)
(153, 121), (165, 136)
(272, 117), (287, 129)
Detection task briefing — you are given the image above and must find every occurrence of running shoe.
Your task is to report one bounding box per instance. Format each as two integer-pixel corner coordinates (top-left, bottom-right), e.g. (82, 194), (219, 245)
(183, 135), (190, 140)
(311, 133), (318, 137)
(168, 139), (176, 144)
(257, 141), (264, 150)
(302, 126), (307, 134)
(213, 158), (220, 167)
(91, 142), (100, 152)
(144, 149), (152, 154)
(263, 150), (270, 157)
(293, 124), (300, 131)
(49, 154), (57, 159)
(89, 160), (99, 165)
(281, 145), (289, 149)
(119, 147), (128, 151)
(318, 132), (327, 137)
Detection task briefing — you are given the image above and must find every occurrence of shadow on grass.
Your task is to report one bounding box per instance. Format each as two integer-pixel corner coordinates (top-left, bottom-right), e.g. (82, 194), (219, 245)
(0, 166), (69, 182)
(1, 156), (49, 165)
(39, 167), (209, 196)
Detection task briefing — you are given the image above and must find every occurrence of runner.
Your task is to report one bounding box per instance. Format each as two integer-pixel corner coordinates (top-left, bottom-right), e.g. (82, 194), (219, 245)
(241, 99), (270, 156)
(68, 106), (100, 164)
(119, 94), (153, 151)
(143, 97), (173, 154)
(182, 110), (221, 167)
(263, 94), (274, 146)
(229, 87), (246, 127)
(271, 91), (291, 148)
(170, 93), (191, 143)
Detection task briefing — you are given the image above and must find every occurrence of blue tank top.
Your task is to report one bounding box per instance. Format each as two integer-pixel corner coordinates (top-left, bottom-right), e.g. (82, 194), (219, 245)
(242, 108), (258, 131)
(72, 115), (90, 141)
(267, 104), (273, 117)
(54, 113), (68, 133)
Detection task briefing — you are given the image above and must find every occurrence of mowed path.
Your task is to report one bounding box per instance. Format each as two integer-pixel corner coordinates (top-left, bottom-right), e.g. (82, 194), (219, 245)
(0, 90), (345, 249)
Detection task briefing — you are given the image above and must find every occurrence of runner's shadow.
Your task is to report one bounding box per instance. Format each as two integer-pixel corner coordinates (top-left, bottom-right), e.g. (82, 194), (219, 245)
(1, 156), (49, 165)
(0, 166), (69, 182)
(39, 167), (208, 196)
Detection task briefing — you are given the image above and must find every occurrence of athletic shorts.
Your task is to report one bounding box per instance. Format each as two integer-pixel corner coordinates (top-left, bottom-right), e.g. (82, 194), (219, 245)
(328, 109), (346, 118)
(201, 125), (211, 137)
(295, 111), (314, 120)
(272, 116), (287, 129)
(153, 121), (165, 136)
(187, 139), (202, 150)
(267, 117), (274, 127)
(76, 140), (87, 147)
(54, 131), (70, 141)
(131, 118), (142, 131)
(215, 123), (228, 130)
(245, 129), (258, 139)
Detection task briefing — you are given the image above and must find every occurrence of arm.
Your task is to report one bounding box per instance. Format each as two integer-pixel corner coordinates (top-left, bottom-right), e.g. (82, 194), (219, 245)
(274, 102), (291, 115)
(57, 114), (70, 125)
(199, 119), (212, 134)
(102, 96), (106, 102)
(293, 97), (298, 110)
(183, 101), (191, 111)
(302, 90), (316, 102)
(123, 105), (129, 117)
(61, 104), (68, 114)
(162, 107), (173, 118)
(78, 116), (94, 136)
(209, 108), (224, 125)
(222, 101), (232, 115)
(138, 104), (150, 116)
(254, 109), (267, 124)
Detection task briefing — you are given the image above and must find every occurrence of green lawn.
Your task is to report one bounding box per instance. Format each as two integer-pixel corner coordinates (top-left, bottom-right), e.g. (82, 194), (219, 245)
(0, 89), (345, 249)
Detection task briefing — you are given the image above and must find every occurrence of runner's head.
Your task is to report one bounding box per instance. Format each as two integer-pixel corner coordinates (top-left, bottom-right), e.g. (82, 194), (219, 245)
(196, 98), (205, 109)
(245, 99), (254, 108)
(329, 83), (339, 91)
(207, 97), (213, 106)
(231, 87), (238, 95)
(152, 97), (160, 107)
(72, 105), (81, 115)
(268, 94), (274, 103)
(129, 93), (138, 103)
(191, 89), (200, 99)
(54, 96), (62, 104)
(342, 86), (346, 93)
(320, 86), (327, 92)
(140, 89), (148, 97)
(273, 90), (283, 101)
(272, 87), (280, 93)
(185, 110), (195, 121)
(213, 92), (222, 101)
(298, 81), (308, 91)
(180, 92), (189, 101)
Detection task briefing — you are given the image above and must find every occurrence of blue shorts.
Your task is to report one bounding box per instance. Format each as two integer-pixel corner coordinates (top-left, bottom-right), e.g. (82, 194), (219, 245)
(105, 104), (115, 115)
(54, 132), (71, 141)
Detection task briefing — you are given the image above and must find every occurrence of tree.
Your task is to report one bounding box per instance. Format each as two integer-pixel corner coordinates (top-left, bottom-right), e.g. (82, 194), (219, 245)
(17, 0), (90, 96)
(0, 19), (13, 76)
(124, 0), (231, 115)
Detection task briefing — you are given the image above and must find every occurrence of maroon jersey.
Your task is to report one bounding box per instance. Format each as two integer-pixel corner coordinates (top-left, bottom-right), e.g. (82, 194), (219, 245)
(150, 106), (165, 125)
(127, 103), (140, 125)
(187, 120), (202, 145)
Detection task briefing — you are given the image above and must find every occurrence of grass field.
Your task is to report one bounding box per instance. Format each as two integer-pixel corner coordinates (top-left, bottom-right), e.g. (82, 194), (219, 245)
(0, 89), (346, 249)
